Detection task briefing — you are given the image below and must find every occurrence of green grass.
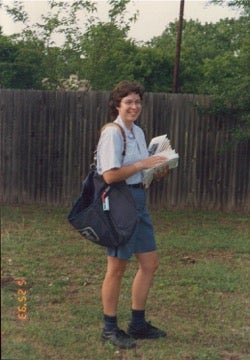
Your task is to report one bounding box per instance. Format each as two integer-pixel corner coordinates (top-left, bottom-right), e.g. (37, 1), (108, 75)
(1, 205), (250, 360)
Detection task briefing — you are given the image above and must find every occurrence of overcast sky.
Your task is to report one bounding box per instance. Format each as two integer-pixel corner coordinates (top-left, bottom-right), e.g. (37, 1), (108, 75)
(1, 0), (240, 43)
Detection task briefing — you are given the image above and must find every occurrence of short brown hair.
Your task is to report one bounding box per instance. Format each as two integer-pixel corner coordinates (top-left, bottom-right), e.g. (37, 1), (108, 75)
(109, 80), (144, 120)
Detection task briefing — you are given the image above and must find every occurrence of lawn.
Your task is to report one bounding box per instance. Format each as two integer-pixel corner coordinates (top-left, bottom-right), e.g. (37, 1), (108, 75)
(1, 205), (250, 360)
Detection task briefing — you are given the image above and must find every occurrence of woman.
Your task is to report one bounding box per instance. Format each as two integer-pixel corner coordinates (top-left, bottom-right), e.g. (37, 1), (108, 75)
(96, 80), (169, 349)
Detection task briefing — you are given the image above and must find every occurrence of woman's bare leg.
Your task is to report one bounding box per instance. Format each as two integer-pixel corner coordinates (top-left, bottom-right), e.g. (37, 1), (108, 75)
(132, 251), (159, 310)
(102, 256), (128, 316)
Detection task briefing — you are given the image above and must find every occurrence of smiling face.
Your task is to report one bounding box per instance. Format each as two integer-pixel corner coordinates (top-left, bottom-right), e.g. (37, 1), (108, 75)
(116, 93), (142, 129)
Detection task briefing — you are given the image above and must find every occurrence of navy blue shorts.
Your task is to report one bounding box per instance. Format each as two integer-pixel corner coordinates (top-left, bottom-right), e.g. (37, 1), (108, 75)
(106, 187), (157, 260)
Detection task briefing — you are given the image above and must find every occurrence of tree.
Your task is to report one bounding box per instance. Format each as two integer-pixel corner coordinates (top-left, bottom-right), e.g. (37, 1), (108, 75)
(79, 17), (173, 92)
(0, 31), (45, 89)
(0, 31), (17, 88)
(3, 0), (97, 47)
(132, 46), (172, 92)
(208, 1), (250, 142)
(79, 22), (137, 90)
(180, 18), (243, 93)
(205, 30), (249, 142)
(210, 0), (250, 15)
(0, 0), (140, 90)
(77, 0), (139, 90)
(1, 1), (99, 89)
(150, 11), (249, 141)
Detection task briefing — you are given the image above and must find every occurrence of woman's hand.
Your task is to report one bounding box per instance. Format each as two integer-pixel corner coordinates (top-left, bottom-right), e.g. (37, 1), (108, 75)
(135, 155), (167, 171)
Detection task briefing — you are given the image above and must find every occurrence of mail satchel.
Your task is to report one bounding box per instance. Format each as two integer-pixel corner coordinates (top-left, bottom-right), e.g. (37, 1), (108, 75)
(67, 123), (138, 248)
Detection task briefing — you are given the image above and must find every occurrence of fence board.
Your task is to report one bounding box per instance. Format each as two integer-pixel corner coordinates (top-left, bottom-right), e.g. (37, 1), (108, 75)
(0, 89), (249, 212)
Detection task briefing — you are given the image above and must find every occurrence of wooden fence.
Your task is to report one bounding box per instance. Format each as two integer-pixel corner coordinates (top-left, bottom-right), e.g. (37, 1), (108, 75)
(0, 89), (249, 212)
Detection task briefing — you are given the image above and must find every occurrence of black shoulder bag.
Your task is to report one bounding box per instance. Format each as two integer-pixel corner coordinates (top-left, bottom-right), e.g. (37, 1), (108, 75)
(67, 123), (138, 248)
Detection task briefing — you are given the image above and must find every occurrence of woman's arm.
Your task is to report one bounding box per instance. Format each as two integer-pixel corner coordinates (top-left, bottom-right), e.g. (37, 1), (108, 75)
(102, 155), (167, 184)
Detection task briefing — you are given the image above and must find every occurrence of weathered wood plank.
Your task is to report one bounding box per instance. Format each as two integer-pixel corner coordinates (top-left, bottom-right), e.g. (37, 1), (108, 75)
(0, 89), (249, 212)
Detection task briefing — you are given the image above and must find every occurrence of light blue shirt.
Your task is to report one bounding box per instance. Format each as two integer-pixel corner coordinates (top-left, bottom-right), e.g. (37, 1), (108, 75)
(96, 116), (149, 184)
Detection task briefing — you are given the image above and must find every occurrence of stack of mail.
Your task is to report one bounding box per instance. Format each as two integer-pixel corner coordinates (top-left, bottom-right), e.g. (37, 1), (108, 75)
(143, 134), (179, 188)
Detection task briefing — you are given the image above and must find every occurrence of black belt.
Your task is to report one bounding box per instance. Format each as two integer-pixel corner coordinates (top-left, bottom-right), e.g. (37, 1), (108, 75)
(128, 183), (144, 189)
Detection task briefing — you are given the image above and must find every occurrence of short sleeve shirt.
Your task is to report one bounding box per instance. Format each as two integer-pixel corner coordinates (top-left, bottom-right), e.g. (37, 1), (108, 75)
(96, 116), (149, 184)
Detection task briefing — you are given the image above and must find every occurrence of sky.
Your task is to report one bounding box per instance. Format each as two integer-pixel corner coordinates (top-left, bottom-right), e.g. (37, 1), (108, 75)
(0, 0), (240, 43)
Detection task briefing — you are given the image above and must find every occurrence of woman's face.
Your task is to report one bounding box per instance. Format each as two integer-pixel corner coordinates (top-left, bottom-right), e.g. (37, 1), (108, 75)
(116, 92), (142, 128)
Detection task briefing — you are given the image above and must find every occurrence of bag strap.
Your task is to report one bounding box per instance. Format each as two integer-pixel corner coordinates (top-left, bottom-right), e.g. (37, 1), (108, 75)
(100, 122), (126, 156)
